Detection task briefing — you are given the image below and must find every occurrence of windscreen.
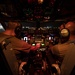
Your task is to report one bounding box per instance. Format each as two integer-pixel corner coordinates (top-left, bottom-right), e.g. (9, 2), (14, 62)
(0, 23), (5, 32)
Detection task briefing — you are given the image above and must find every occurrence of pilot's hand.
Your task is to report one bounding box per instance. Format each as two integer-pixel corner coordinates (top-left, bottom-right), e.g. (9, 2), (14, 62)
(19, 62), (27, 75)
(30, 46), (39, 51)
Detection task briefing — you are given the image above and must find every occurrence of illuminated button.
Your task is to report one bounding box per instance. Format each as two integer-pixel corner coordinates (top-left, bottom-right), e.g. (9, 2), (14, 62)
(32, 43), (35, 46)
(41, 43), (45, 46)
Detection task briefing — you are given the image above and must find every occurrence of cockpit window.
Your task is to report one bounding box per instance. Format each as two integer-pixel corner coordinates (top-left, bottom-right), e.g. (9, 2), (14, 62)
(0, 23), (5, 32)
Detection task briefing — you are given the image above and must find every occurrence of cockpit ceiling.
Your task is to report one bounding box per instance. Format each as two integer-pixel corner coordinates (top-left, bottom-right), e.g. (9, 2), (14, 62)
(0, 0), (75, 21)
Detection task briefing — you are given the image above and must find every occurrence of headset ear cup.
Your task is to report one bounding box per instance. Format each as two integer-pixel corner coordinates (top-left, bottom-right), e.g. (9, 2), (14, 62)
(60, 28), (70, 43)
(60, 28), (70, 38)
(15, 26), (20, 34)
(15, 26), (22, 38)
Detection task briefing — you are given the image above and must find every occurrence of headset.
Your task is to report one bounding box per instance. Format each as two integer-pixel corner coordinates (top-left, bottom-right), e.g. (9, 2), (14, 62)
(60, 28), (70, 43)
(15, 24), (22, 39)
(60, 28), (70, 38)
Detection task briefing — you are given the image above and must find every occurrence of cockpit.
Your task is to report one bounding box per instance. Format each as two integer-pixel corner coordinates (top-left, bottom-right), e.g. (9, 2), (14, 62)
(0, 0), (75, 75)
(0, 20), (75, 75)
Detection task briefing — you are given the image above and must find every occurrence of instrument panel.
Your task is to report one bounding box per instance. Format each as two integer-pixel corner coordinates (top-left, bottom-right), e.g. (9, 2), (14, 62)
(21, 26), (60, 46)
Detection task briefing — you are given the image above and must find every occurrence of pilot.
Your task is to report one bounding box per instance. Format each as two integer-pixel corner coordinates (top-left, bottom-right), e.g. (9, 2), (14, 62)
(0, 21), (38, 62)
(49, 21), (75, 64)
(0, 20), (40, 74)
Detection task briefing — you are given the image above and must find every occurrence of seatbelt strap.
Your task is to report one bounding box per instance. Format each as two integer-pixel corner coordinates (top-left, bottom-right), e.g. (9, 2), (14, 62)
(0, 35), (13, 43)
